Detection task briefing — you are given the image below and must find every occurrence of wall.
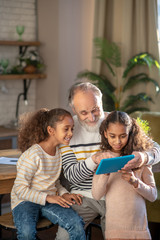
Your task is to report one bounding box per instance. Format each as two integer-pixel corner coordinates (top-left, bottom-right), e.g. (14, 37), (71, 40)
(36, 0), (59, 109)
(58, 0), (95, 109)
(0, 0), (95, 125)
(0, 1), (159, 124)
(0, 0), (37, 126)
(36, 0), (94, 110)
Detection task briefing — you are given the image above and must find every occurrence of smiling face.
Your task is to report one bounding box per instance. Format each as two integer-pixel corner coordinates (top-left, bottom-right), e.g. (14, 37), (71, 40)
(104, 122), (129, 153)
(52, 116), (74, 145)
(72, 90), (104, 131)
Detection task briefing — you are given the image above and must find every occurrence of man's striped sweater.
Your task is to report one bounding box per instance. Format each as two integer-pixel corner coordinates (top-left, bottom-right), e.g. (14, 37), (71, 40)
(60, 115), (103, 198)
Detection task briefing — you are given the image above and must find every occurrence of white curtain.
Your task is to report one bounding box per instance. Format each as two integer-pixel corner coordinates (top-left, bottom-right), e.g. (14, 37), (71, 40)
(91, 0), (160, 111)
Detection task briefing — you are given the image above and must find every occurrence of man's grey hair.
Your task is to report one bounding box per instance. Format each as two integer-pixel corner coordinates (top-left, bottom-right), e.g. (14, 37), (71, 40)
(68, 82), (102, 107)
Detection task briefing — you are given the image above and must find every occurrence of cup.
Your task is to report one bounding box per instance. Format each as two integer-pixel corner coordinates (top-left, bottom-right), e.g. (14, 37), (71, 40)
(16, 25), (25, 41)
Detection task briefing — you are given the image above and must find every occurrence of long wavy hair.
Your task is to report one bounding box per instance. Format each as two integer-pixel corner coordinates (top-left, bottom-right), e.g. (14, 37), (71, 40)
(18, 108), (72, 153)
(100, 111), (153, 155)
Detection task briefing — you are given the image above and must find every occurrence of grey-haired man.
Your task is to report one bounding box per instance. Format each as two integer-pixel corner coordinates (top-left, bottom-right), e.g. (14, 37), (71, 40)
(56, 82), (160, 240)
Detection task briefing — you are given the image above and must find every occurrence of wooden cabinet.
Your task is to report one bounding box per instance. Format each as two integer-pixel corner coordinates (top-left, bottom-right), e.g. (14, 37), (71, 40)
(0, 126), (18, 150)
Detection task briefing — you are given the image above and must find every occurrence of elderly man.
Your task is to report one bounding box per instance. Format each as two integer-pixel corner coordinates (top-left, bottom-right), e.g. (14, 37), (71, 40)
(56, 82), (160, 240)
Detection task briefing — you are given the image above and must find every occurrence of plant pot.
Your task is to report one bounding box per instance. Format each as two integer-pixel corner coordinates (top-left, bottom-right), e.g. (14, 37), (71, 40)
(23, 65), (37, 74)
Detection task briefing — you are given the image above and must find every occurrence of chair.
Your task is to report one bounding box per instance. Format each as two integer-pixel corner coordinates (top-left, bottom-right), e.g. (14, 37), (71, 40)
(0, 212), (55, 240)
(85, 216), (102, 240)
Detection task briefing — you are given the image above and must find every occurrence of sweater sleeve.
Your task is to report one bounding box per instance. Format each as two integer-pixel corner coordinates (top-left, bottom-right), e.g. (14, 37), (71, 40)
(146, 141), (160, 165)
(60, 145), (97, 184)
(134, 166), (157, 202)
(13, 152), (47, 205)
(92, 173), (109, 200)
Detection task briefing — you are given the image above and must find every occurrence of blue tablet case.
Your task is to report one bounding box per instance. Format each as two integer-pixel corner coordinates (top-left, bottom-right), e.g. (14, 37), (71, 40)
(95, 155), (135, 175)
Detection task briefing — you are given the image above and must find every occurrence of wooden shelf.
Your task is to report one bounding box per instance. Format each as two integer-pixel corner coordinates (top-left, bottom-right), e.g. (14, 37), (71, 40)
(0, 73), (46, 80)
(0, 40), (46, 124)
(0, 40), (41, 46)
(0, 41), (46, 80)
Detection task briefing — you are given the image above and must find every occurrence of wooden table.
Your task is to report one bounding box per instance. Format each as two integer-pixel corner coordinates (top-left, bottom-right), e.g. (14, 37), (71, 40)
(0, 149), (21, 194)
(0, 164), (17, 195)
(0, 149), (21, 214)
(0, 149), (21, 158)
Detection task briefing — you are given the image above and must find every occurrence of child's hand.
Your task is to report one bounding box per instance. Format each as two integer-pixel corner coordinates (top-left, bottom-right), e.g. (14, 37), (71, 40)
(46, 195), (72, 208)
(62, 193), (83, 205)
(92, 150), (120, 165)
(118, 169), (138, 188)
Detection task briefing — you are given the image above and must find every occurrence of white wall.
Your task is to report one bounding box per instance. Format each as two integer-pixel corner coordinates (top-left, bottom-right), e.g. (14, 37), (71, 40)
(58, 0), (95, 109)
(0, 0), (37, 125)
(37, 0), (95, 110)
(36, 0), (59, 109)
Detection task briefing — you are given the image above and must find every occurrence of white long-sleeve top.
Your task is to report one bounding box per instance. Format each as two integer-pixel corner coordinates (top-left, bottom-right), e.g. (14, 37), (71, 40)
(11, 144), (68, 210)
(92, 165), (157, 239)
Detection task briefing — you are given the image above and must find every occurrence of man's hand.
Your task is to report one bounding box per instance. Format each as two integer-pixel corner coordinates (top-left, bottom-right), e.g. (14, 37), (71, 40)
(123, 151), (148, 170)
(92, 150), (120, 165)
(62, 193), (83, 205)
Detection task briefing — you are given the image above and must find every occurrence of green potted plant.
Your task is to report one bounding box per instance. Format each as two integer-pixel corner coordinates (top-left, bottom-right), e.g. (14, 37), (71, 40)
(11, 50), (45, 74)
(77, 38), (160, 114)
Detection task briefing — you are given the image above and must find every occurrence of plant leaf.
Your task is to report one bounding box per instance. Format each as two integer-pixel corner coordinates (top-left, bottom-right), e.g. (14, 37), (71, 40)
(121, 93), (154, 111)
(94, 37), (121, 67)
(126, 107), (150, 114)
(96, 56), (115, 76)
(123, 52), (160, 78)
(77, 70), (116, 92)
(102, 94), (116, 112)
(136, 117), (151, 135)
(123, 73), (160, 93)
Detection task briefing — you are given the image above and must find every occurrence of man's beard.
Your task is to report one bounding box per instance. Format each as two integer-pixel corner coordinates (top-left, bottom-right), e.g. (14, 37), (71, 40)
(78, 112), (105, 132)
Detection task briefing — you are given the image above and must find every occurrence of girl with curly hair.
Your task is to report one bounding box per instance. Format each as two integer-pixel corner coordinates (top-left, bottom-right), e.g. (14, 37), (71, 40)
(92, 111), (157, 240)
(11, 108), (85, 240)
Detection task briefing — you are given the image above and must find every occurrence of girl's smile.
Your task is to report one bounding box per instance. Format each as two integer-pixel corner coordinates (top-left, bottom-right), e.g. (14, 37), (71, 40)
(53, 116), (74, 145)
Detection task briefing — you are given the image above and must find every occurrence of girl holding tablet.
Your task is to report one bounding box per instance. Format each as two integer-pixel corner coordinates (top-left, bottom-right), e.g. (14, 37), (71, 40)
(92, 111), (157, 240)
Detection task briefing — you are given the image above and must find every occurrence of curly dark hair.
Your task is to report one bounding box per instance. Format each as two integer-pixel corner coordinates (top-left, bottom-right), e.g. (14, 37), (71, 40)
(100, 111), (153, 155)
(18, 108), (72, 153)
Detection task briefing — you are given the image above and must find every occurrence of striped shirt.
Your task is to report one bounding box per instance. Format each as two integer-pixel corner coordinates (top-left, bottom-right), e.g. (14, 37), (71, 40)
(60, 115), (103, 198)
(11, 144), (68, 210)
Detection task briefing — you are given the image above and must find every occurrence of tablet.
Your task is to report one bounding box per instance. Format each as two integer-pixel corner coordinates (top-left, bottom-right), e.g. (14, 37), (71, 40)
(95, 155), (135, 175)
